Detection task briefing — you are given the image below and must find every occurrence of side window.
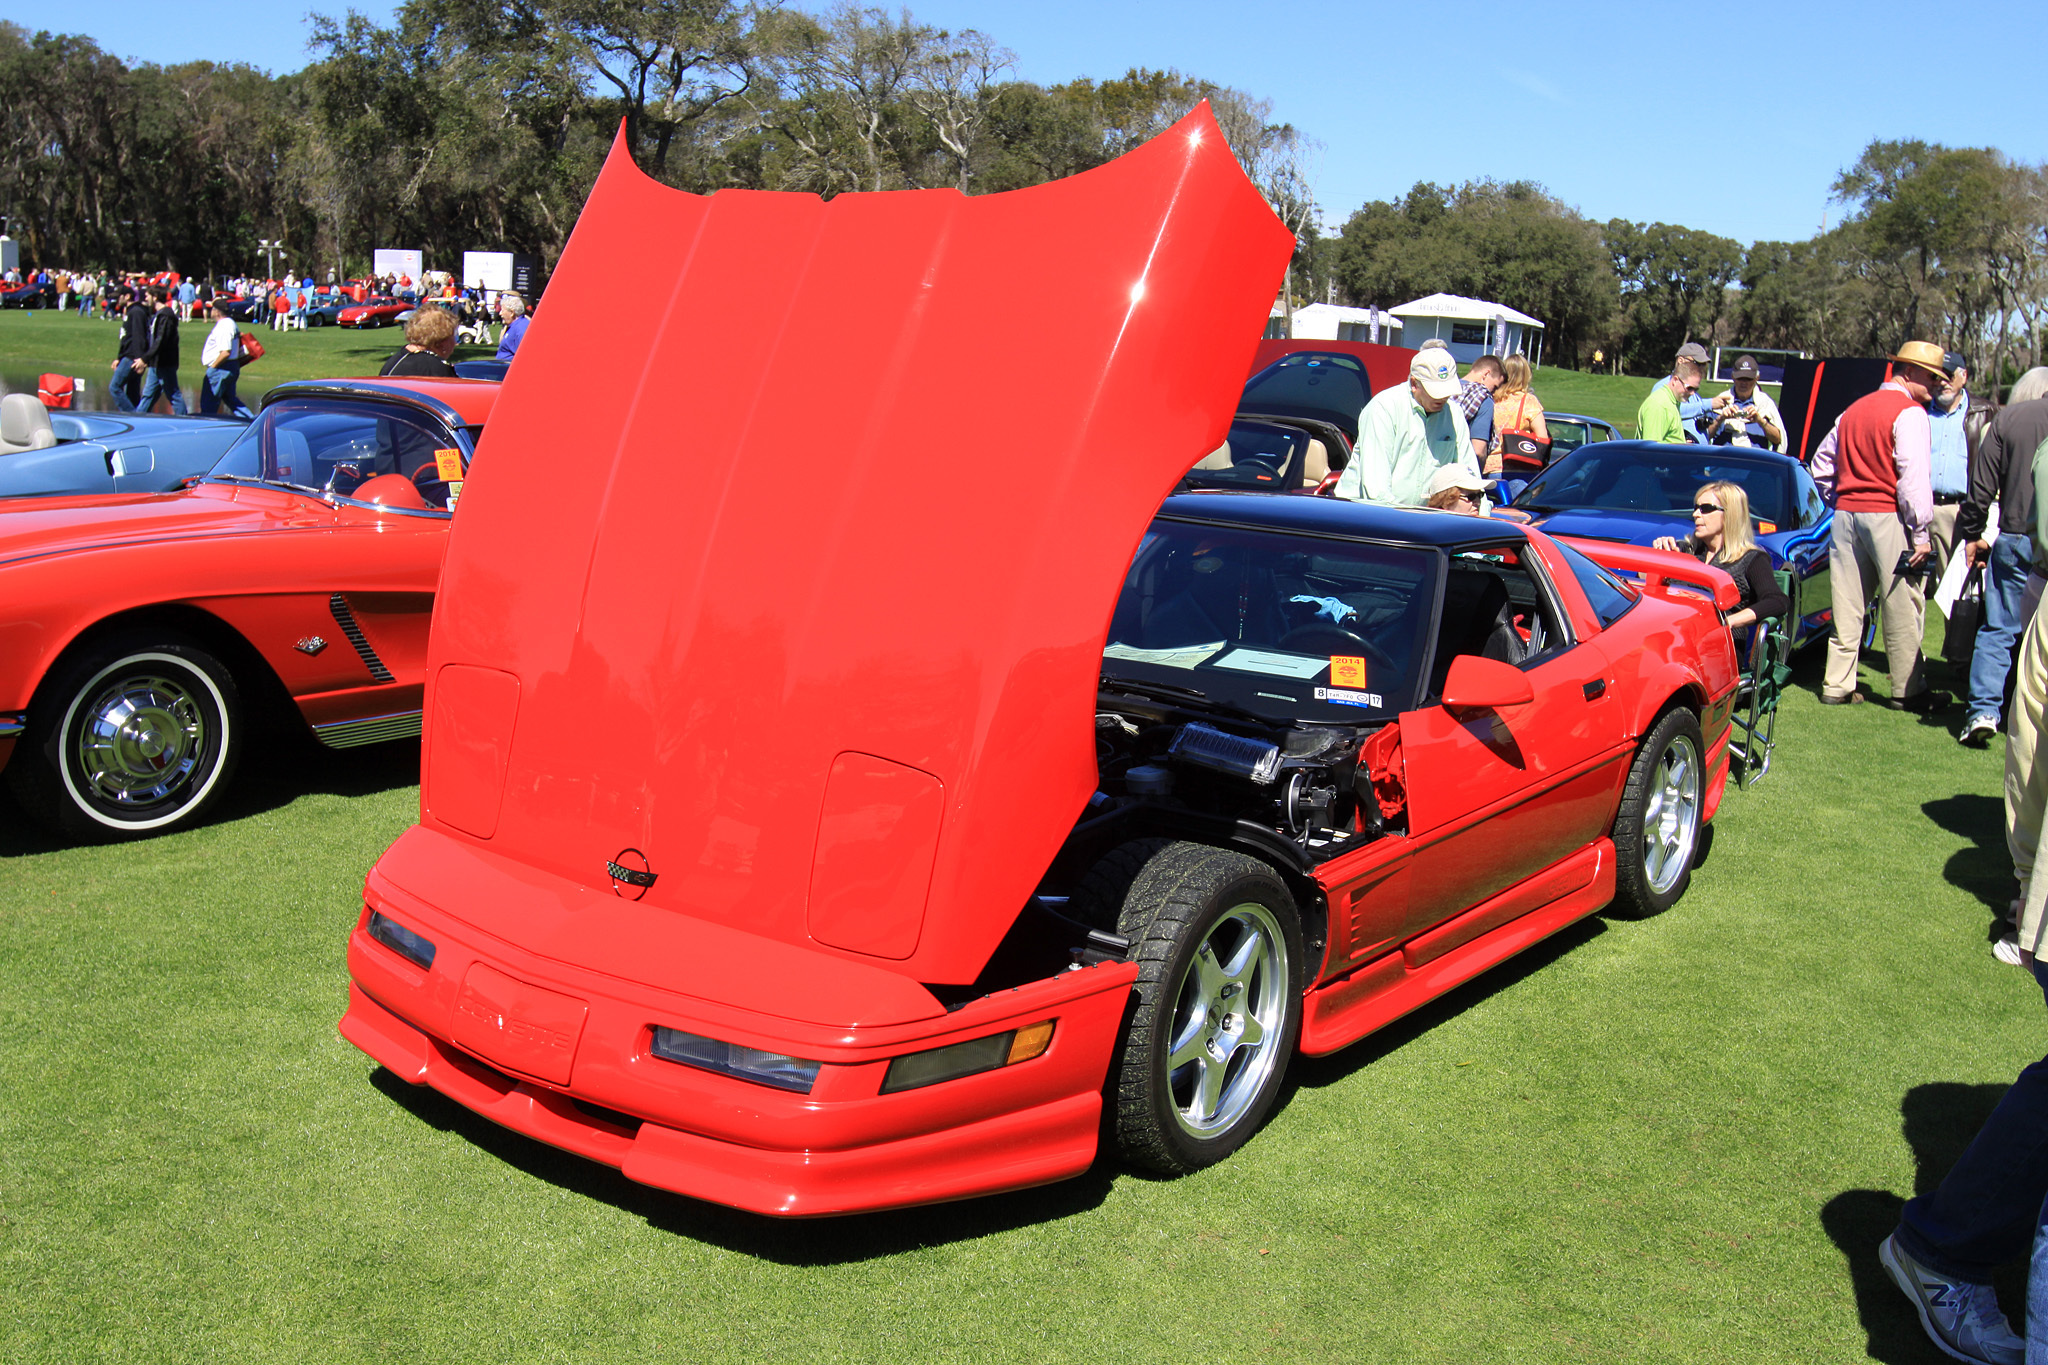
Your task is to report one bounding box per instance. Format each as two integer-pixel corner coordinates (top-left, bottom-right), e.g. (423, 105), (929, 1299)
(1795, 466), (1825, 528)
(1425, 544), (1570, 699)
(1552, 538), (1639, 628)
(212, 399), (464, 511)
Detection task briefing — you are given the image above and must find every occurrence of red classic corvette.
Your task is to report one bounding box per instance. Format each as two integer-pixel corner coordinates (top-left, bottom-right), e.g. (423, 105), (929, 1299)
(339, 107), (1741, 1214)
(337, 297), (413, 328)
(0, 378), (493, 838)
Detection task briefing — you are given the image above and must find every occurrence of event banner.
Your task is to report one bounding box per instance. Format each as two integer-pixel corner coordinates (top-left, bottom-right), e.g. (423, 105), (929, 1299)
(372, 247), (425, 282)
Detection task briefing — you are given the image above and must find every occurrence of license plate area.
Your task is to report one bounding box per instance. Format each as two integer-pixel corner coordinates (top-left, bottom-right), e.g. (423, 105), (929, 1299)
(450, 963), (588, 1085)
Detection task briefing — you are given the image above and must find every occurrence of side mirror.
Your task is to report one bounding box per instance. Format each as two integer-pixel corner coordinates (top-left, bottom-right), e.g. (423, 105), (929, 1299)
(1441, 654), (1535, 713)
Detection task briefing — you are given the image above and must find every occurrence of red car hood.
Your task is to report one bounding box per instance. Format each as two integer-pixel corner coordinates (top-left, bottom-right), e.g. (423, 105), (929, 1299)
(421, 104), (1294, 984)
(0, 484), (329, 569)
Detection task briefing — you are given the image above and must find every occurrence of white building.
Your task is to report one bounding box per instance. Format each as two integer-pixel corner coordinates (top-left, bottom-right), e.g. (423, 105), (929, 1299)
(1271, 302), (1405, 344)
(1388, 293), (1544, 366)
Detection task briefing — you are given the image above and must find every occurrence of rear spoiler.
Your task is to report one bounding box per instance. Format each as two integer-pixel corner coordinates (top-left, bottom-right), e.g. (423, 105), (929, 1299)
(1557, 537), (1742, 613)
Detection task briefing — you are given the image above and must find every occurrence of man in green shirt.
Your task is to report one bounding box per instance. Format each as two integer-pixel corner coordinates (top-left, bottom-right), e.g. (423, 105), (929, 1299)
(1337, 348), (1475, 504)
(1637, 357), (1704, 443)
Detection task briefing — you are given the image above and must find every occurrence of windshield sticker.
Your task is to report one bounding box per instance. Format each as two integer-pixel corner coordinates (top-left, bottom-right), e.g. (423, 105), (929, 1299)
(1289, 594), (1357, 625)
(1330, 655), (1367, 689)
(434, 447), (465, 481)
(1315, 686), (1383, 708)
(1213, 649), (1328, 679)
(1104, 641), (1225, 668)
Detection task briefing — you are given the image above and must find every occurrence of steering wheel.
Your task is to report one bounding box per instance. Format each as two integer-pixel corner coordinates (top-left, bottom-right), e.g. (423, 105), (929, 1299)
(1279, 623), (1393, 671)
(412, 461), (452, 489)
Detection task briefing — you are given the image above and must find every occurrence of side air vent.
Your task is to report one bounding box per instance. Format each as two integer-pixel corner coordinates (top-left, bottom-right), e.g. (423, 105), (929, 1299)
(329, 593), (395, 682)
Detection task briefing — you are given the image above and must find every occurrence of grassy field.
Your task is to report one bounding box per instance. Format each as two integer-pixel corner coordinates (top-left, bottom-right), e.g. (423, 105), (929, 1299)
(0, 605), (2035, 1363)
(0, 308), (499, 405)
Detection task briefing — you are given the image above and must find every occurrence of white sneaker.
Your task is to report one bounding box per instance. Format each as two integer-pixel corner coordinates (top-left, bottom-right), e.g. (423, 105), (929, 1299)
(1994, 935), (2024, 966)
(1880, 1232), (2026, 1365)
(1962, 715), (2001, 747)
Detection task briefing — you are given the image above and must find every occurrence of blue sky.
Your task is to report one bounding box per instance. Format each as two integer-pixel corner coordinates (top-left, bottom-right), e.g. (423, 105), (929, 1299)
(17, 0), (2042, 247)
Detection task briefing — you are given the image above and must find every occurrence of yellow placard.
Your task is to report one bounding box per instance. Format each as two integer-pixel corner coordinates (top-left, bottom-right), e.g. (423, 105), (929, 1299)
(1330, 655), (1367, 688)
(434, 447), (464, 481)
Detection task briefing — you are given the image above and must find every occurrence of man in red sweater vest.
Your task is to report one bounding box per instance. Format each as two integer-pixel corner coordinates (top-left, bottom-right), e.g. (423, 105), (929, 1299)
(1810, 340), (1948, 708)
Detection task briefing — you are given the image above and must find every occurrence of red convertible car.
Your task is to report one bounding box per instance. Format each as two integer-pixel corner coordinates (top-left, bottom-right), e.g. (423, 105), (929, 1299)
(337, 297), (412, 328)
(338, 107), (1740, 1215)
(0, 377), (493, 838)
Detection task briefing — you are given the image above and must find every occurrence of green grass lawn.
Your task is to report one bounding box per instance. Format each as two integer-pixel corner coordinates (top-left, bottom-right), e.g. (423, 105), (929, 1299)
(0, 308), (497, 405)
(0, 614), (2032, 1363)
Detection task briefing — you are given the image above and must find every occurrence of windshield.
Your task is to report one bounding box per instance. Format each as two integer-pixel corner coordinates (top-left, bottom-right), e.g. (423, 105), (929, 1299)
(1238, 351), (1371, 445)
(1514, 445), (1792, 526)
(1104, 518), (1438, 723)
(208, 397), (469, 510)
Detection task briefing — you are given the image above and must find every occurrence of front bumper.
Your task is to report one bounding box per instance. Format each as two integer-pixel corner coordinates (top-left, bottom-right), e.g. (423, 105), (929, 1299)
(341, 829), (1138, 1217)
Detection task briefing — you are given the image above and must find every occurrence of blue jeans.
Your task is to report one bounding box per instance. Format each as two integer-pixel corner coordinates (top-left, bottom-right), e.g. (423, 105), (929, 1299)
(1972, 534), (2038, 722)
(1898, 959), (2048, 1283)
(108, 364), (140, 412)
(133, 364), (186, 415)
(199, 362), (252, 418)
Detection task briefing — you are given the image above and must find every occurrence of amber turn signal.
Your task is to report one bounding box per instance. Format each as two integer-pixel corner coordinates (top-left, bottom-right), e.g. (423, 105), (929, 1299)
(1006, 1020), (1055, 1065)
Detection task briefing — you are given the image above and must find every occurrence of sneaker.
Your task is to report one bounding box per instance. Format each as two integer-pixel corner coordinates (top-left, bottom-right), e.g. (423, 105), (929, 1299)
(1994, 936), (2024, 967)
(1962, 715), (2002, 747)
(1879, 1232), (2026, 1365)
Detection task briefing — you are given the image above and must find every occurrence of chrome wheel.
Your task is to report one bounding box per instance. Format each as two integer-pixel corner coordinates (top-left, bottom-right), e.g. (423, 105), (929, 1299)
(1640, 733), (1700, 894)
(69, 667), (214, 809)
(1163, 901), (1290, 1138)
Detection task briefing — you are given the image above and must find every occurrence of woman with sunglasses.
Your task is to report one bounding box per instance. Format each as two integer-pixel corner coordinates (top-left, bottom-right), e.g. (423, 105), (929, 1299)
(1652, 480), (1788, 631)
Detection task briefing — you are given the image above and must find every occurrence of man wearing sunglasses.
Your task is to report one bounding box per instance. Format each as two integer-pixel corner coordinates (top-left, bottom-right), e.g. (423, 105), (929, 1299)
(1809, 340), (1947, 710)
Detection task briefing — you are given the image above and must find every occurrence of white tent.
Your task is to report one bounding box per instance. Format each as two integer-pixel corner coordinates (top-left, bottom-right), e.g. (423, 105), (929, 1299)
(1388, 293), (1544, 366)
(1275, 302), (1405, 344)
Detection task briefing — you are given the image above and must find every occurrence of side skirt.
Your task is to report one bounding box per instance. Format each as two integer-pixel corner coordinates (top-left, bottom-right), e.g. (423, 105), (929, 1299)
(313, 710), (424, 749)
(1299, 838), (1615, 1057)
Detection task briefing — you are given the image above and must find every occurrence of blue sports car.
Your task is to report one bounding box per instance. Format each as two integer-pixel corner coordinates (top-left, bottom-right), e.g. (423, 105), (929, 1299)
(0, 397), (250, 498)
(1508, 440), (1833, 647)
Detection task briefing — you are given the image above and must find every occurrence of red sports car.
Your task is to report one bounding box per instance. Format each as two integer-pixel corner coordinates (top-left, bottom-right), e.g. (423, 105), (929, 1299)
(338, 107), (1740, 1215)
(0, 377), (494, 838)
(337, 297), (412, 328)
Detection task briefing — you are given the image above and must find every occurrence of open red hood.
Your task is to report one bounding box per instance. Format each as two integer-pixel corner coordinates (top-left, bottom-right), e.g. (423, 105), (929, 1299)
(422, 105), (1293, 984)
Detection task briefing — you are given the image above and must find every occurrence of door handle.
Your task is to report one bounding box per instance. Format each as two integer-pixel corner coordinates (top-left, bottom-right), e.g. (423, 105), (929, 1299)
(1582, 679), (1607, 700)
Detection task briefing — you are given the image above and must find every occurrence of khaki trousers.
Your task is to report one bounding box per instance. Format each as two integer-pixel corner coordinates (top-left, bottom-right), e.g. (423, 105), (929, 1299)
(1825, 509), (1927, 700)
(1929, 502), (1960, 580)
(2007, 575), (2048, 948)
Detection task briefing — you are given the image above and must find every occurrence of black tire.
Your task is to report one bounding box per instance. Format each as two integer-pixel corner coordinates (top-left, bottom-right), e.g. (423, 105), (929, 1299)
(1067, 838), (1169, 930)
(7, 632), (242, 839)
(1609, 706), (1705, 919)
(1109, 843), (1303, 1174)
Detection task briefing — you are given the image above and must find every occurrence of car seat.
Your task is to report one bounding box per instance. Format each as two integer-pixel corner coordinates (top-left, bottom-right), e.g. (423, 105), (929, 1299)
(1427, 570), (1525, 697)
(0, 393), (58, 453)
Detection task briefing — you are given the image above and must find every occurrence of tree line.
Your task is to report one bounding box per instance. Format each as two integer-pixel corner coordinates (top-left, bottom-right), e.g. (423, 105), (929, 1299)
(3, 5), (2041, 377)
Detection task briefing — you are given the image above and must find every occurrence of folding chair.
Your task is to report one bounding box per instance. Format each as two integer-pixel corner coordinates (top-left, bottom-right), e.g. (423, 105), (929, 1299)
(1731, 569), (1796, 786)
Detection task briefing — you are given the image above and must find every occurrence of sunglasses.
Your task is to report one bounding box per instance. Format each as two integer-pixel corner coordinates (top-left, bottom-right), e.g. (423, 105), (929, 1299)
(1693, 502), (1723, 515)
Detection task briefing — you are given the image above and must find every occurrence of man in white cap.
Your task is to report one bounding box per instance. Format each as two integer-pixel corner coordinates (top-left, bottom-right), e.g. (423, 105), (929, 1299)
(1337, 347), (1476, 505)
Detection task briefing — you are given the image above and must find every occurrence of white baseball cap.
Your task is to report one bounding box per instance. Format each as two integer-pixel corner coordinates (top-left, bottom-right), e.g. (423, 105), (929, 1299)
(1409, 350), (1462, 401)
(1426, 465), (1495, 498)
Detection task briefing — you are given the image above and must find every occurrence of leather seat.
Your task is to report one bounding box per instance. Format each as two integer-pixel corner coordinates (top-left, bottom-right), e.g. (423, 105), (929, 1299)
(0, 393), (58, 453)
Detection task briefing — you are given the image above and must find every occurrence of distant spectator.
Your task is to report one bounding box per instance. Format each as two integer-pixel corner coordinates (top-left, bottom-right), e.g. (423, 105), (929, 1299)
(198, 299), (254, 418)
(380, 306), (459, 378)
(176, 277), (196, 320)
(1927, 351), (1976, 579)
(1675, 342), (1715, 436)
(1336, 348), (1475, 505)
(133, 287), (187, 415)
(1638, 357), (1705, 443)
(1452, 354), (1504, 469)
(1958, 367), (2048, 756)
(1705, 355), (1786, 451)
(1490, 354), (1550, 466)
(110, 289), (148, 411)
(495, 291), (529, 362)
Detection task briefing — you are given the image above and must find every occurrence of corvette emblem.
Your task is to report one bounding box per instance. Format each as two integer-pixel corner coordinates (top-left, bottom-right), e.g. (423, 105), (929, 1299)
(294, 636), (328, 656)
(607, 848), (657, 900)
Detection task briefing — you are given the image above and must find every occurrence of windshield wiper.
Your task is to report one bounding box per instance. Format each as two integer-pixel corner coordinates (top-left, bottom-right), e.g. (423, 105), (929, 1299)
(1099, 674), (1274, 727)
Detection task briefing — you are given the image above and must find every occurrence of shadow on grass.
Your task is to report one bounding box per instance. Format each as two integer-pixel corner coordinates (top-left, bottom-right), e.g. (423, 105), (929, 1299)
(0, 735), (419, 857)
(1924, 794), (2017, 933)
(1284, 916), (1607, 1093)
(366, 1068), (1115, 1263)
(1822, 1081), (2025, 1364)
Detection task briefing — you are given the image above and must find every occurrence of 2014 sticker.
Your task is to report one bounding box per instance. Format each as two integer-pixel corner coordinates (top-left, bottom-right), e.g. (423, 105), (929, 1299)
(1329, 655), (1367, 688)
(434, 447), (465, 482)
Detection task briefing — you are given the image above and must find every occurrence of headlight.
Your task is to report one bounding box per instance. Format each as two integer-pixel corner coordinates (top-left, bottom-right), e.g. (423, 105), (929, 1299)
(365, 911), (436, 969)
(650, 1026), (821, 1093)
(881, 1020), (1055, 1094)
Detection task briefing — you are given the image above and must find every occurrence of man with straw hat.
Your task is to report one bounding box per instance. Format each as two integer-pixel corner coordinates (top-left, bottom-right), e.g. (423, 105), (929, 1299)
(1810, 339), (1951, 710)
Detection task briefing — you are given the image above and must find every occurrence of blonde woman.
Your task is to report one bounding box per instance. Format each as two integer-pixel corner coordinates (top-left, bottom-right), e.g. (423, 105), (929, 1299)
(1652, 480), (1788, 630)
(1488, 354), (1549, 474)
